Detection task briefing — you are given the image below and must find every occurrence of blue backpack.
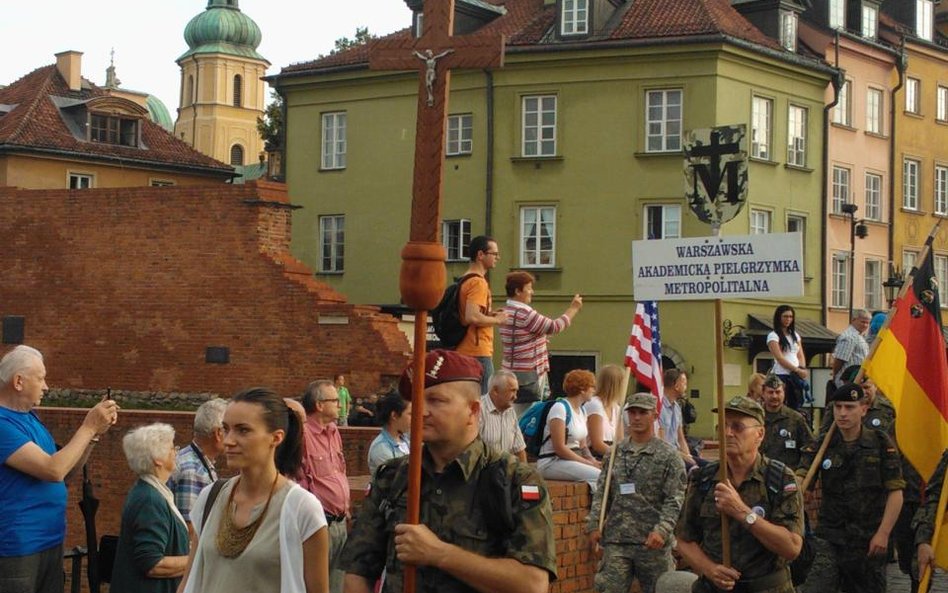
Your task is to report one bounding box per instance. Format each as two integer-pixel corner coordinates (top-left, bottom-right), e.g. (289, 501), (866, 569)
(518, 398), (572, 459)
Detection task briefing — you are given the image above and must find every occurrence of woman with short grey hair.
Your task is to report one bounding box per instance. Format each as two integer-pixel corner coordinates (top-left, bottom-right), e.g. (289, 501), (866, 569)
(110, 423), (189, 593)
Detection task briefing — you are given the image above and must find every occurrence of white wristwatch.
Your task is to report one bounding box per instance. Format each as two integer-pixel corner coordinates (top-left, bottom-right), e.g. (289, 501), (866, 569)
(744, 511), (758, 526)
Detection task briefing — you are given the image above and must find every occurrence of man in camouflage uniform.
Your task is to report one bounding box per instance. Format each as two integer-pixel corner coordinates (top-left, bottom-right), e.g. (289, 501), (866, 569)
(586, 392), (686, 593)
(798, 382), (904, 593)
(677, 396), (803, 593)
(759, 374), (812, 470)
(340, 349), (557, 593)
(914, 449), (948, 583)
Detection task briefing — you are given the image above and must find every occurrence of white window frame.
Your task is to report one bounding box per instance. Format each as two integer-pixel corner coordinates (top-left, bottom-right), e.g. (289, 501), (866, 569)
(442, 219), (471, 262)
(862, 3), (878, 38)
(520, 206), (556, 268)
(319, 215), (345, 273)
(787, 105), (807, 166)
(321, 112), (347, 170)
(936, 165), (948, 216)
(645, 89), (682, 153)
(936, 255), (948, 308)
(832, 252), (850, 309)
(751, 96), (773, 160)
(833, 80), (852, 126)
(832, 166), (851, 214)
(522, 95), (557, 157)
(561, 0), (588, 35)
(917, 0), (934, 41)
(829, 0), (846, 29)
(906, 78), (921, 114)
(780, 10), (798, 51)
(750, 209), (772, 235)
(937, 86), (948, 122)
(446, 114), (473, 156)
(865, 259), (883, 311)
(643, 204), (681, 240)
(68, 172), (94, 189)
(904, 158), (920, 210)
(865, 172), (883, 221)
(866, 88), (883, 134)
(903, 250), (919, 275)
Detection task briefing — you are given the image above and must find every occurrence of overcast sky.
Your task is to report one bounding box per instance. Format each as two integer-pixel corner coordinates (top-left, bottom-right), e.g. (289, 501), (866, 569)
(0, 0), (412, 113)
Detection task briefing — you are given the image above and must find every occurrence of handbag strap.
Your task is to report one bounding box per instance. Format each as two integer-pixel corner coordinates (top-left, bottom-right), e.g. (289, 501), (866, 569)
(200, 478), (228, 530)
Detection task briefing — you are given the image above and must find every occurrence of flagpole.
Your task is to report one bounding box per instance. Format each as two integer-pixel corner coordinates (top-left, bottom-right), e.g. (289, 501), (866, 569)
(598, 366), (631, 533)
(920, 466), (948, 591)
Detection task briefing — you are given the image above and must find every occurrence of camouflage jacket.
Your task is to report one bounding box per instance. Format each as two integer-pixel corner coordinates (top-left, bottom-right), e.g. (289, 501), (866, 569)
(760, 406), (813, 470)
(586, 437), (686, 545)
(913, 449), (948, 546)
(340, 438), (557, 593)
(798, 426), (905, 544)
(820, 393), (896, 437)
(677, 455), (803, 581)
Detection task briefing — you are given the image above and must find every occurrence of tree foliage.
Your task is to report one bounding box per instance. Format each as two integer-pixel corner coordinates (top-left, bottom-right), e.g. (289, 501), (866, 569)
(256, 90), (283, 152)
(331, 27), (377, 55)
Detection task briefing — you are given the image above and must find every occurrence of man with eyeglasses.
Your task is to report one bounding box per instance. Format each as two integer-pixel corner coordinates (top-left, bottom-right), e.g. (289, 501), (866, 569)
(677, 396), (803, 593)
(299, 379), (350, 593)
(759, 375), (813, 470)
(797, 382), (904, 593)
(457, 235), (507, 392)
(167, 397), (227, 527)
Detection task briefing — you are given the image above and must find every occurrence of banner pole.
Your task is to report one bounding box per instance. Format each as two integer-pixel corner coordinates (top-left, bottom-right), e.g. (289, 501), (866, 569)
(714, 297), (731, 566)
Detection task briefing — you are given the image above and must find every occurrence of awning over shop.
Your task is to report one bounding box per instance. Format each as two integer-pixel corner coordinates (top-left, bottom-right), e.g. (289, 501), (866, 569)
(742, 314), (839, 365)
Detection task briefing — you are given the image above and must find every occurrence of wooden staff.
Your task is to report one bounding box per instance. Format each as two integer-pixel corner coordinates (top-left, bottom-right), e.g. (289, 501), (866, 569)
(714, 297), (731, 566)
(598, 367), (631, 533)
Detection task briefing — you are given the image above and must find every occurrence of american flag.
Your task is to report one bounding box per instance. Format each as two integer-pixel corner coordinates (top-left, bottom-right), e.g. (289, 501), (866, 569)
(625, 300), (663, 396)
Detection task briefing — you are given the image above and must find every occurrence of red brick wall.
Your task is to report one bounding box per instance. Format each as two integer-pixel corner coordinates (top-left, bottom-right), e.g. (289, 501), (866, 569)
(0, 180), (410, 396)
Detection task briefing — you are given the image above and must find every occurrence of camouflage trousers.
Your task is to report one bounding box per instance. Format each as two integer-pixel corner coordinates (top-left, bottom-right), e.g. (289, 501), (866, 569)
(801, 536), (886, 593)
(595, 543), (673, 593)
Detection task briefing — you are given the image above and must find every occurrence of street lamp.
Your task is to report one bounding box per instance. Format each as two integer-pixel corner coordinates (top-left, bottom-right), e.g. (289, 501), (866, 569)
(883, 264), (905, 308)
(841, 203), (868, 319)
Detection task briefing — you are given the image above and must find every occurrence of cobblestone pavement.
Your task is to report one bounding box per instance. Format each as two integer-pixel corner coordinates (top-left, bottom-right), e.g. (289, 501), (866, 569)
(888, 562), (948, 592)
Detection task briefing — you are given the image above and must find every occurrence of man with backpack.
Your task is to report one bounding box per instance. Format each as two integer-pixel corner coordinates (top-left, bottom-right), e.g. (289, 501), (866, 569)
(677, 396), (803, 593)
(456, 236), (506, 392)
(340, 349), (557, 593)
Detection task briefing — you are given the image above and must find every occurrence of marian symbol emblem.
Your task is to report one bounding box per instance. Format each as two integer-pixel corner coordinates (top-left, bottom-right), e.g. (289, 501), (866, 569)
(684, 125), (749, 227)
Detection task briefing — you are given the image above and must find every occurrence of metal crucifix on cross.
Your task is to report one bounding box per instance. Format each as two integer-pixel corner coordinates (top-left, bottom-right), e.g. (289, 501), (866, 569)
(369, 2), (505, 592)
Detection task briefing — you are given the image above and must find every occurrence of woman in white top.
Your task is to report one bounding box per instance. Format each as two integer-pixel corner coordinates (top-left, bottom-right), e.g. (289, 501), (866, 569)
(537, 369), (601, 490)
(766, 304), (809, 410)
(180, 388), (329, 593)
(585, 364), (625, 458)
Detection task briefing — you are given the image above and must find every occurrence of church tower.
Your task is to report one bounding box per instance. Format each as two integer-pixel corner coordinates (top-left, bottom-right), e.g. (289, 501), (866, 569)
(174, 0), (269, 167)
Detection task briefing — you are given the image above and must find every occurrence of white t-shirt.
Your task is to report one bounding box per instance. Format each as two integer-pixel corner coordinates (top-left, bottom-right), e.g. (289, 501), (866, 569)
(767, 330), (802, 375)
(538, 400), (587, 457)
(584, 396), (620, 443)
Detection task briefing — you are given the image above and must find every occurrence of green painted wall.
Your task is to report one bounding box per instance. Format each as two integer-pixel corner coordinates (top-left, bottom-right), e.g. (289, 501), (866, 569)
(278, 42), (831, 437)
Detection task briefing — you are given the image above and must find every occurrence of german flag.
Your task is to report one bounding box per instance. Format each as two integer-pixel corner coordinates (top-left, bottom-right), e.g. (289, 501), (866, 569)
(863, 242), (948, 481)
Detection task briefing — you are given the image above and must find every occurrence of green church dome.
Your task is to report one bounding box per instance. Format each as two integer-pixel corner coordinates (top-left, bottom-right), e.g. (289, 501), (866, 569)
(145, 95), (173, 132)
(179, 0), (266, 62)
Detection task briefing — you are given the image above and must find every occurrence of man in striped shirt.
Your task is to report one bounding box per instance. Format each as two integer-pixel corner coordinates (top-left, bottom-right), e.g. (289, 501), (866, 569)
(500, 271), (582, 410)
(479, 370), (527, 461)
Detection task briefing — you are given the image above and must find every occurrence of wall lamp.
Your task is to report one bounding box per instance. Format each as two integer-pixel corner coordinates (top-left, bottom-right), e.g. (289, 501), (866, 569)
(722, 319), (753, 349)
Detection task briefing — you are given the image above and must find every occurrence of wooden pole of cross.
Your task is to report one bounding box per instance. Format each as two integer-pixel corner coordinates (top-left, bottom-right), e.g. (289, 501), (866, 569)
(369, 2), (504, 591)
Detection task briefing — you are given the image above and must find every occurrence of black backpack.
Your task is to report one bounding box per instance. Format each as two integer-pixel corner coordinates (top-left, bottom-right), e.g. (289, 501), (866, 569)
(431, 273), (478, 348)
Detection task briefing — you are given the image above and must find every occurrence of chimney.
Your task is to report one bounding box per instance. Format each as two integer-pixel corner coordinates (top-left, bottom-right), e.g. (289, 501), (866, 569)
(55, 50), (83, 92)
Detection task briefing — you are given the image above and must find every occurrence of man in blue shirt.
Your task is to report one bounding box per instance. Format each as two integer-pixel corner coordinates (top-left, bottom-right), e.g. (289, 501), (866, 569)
(0, 345), (118, 593)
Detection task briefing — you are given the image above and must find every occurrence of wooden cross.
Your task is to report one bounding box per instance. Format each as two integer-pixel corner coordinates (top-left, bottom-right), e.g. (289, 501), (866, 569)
(370, 0), (505, 247)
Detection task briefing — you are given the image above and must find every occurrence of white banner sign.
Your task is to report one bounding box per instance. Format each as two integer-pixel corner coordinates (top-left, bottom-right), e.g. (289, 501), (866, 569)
(632, 233), (804, 301)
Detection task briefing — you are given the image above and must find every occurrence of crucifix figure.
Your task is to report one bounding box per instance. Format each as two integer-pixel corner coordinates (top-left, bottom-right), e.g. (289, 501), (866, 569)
(369, 2), (505, 592)
(413, 48), (454, 106)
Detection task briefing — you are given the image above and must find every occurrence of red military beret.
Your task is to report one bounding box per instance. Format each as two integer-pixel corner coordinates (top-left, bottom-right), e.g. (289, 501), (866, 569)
(398, 349), (482, 400)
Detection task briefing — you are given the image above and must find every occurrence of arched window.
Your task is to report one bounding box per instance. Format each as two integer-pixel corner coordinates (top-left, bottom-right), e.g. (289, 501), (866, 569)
(230, 144), (244, 166)
(186, 75), (194, 106)
(233, 74), (242, 107)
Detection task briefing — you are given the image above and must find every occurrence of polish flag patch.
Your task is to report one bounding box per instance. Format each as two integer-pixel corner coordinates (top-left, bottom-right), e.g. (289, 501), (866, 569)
(783, 482), (798, 493)
(521, 485), (541, 501)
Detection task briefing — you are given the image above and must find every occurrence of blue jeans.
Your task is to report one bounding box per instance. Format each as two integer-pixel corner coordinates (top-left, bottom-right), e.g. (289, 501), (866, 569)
(475, 356), (494, 394)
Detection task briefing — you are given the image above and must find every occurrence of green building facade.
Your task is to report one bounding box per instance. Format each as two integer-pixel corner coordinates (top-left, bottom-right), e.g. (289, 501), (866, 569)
(271, 0), (836, 436)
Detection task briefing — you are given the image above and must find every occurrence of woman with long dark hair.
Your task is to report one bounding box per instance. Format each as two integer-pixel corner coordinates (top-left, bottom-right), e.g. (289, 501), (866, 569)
(366, 392), (411, 477)
(180, 388), (329, 593)
(766, 305), (809, 410)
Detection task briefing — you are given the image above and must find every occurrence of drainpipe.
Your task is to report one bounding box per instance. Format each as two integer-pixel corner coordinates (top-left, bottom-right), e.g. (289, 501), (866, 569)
(278, 87), (288, 182)
(821, 31), (844, 326)
(191, 56), (200, 148)
(888, 42), (907, 267)
(484, 69), (495, 236)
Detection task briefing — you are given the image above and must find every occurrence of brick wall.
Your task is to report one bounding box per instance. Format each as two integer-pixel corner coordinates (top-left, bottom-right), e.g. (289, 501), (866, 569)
(0, 180), (410, 396)
(42, 408), (596, 593)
